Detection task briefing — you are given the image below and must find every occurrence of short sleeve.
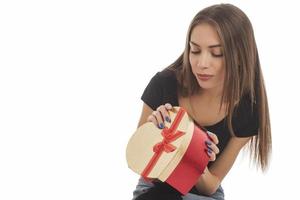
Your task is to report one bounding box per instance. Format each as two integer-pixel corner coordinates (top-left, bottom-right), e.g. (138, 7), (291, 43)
(232, 99), (259, 137)
(141, 72), (163, 110)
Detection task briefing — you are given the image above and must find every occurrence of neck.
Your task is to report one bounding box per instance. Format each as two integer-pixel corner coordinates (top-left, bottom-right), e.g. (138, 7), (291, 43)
(197, 87), (223, 103)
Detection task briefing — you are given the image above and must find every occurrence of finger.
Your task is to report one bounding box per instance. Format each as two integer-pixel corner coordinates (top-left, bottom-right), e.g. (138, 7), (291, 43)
(205, 141), (220, 154)
(164, 103), (173, 110)
(152, 110), (165, 129)
(157, 105), (171, 123)
(207, 149), (216, 161)
(146, 114), (158, 127)
(207, 131), (219, 145)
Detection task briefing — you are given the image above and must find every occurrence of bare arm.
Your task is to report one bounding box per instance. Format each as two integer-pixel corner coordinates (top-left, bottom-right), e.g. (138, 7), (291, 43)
(137, 103), (154, 128)
(195, 136), (252, 195)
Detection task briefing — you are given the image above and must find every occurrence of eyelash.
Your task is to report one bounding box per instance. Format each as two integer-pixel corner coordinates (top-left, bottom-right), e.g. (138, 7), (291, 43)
(190, 50), (224, 57)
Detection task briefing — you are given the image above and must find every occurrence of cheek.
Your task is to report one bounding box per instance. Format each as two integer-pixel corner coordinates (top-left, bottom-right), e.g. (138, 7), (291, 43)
(216, 65), (225, 81)
(214, 60), (225, 75)
(189, 55), (197, 72)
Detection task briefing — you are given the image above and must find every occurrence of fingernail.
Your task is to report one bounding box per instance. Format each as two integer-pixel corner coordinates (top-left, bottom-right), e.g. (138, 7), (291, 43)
(159, 123), (164, 129)
(207, 149), (212, 154)
(205, 140), (212, 146)
(207, 146), (213, 152)
(207, 131), (213, 135)
(165, 116), (171, 123)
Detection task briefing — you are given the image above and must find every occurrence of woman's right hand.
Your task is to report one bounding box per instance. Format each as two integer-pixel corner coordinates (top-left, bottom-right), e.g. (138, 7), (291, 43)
(146, 103), (173, 129)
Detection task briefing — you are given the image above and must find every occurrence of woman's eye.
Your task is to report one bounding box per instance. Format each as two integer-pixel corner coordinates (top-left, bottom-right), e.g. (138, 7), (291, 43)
(212, 53), (223, 57)
(212, 50), (224, 57)
(190, 50), (201, 54)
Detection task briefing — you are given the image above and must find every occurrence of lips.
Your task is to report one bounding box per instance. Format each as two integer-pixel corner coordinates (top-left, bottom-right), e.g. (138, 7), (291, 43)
(197, 73), (214, 81)
(197, 73), (214, 77)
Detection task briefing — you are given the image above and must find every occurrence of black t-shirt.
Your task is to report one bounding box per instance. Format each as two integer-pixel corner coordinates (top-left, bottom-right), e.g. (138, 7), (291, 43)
(141, 70), (259, 158)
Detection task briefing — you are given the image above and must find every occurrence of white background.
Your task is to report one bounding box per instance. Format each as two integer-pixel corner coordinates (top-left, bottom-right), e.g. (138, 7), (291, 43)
(0, 0), (299, 199)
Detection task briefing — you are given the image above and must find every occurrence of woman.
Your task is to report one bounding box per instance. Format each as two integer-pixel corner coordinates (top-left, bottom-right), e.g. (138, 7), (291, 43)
(132, 3), (272, 200)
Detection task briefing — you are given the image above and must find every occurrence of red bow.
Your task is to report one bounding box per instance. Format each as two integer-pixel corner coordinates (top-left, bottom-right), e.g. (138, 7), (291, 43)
(141, 108), (186, 178)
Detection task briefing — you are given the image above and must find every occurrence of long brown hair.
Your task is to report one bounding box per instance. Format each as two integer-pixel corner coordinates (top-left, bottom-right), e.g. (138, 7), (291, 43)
(165, 3), (271, 171)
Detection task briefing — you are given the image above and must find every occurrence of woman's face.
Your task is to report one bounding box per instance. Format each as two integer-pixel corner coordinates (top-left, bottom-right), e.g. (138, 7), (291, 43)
(189, 23), (225, 93)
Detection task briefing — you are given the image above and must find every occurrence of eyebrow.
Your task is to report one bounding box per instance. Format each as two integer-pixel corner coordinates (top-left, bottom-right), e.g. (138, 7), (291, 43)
(190, 41), (222, 48)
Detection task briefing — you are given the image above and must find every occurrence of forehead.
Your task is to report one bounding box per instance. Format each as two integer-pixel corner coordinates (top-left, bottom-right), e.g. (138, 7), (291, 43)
(190, 23), (221, 46)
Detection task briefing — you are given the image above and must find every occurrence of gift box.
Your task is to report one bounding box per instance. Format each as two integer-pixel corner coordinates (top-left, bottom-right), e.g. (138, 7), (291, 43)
(126, 107), (210, 195)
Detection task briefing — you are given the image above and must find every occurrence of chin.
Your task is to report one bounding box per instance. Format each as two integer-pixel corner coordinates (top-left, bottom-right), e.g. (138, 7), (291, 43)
(199, 85), (214, 90)
(197, 81), (214, 89)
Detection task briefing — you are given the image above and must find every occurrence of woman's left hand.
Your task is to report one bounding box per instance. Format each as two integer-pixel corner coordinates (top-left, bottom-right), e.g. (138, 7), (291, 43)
(205, 131), (220, 162)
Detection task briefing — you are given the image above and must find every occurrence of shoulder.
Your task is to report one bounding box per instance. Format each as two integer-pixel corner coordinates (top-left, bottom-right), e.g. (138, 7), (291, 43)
(234, 96), (257, 118)
(144, 69), (177, 92)
(231, 95), (259, 137)
(141, 69), (178, 110)
(152, 69), (177, 85)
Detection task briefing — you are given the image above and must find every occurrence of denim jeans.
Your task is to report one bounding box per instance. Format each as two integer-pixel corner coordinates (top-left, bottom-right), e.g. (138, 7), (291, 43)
(132, 178), (225, 200)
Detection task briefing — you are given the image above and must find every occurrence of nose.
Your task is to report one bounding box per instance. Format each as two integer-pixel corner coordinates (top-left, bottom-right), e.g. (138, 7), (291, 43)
(197, 52), (209, 69)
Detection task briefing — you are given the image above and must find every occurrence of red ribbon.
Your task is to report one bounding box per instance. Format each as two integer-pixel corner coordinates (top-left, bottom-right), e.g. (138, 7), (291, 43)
(141, 107), (186, 178)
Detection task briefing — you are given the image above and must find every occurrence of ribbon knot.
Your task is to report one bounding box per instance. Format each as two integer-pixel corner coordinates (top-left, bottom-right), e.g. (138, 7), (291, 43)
(153, 127), (184, 153)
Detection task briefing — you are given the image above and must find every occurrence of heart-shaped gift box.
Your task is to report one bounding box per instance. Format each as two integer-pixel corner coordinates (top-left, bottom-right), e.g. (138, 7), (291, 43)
(126, 107), (210, 195)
